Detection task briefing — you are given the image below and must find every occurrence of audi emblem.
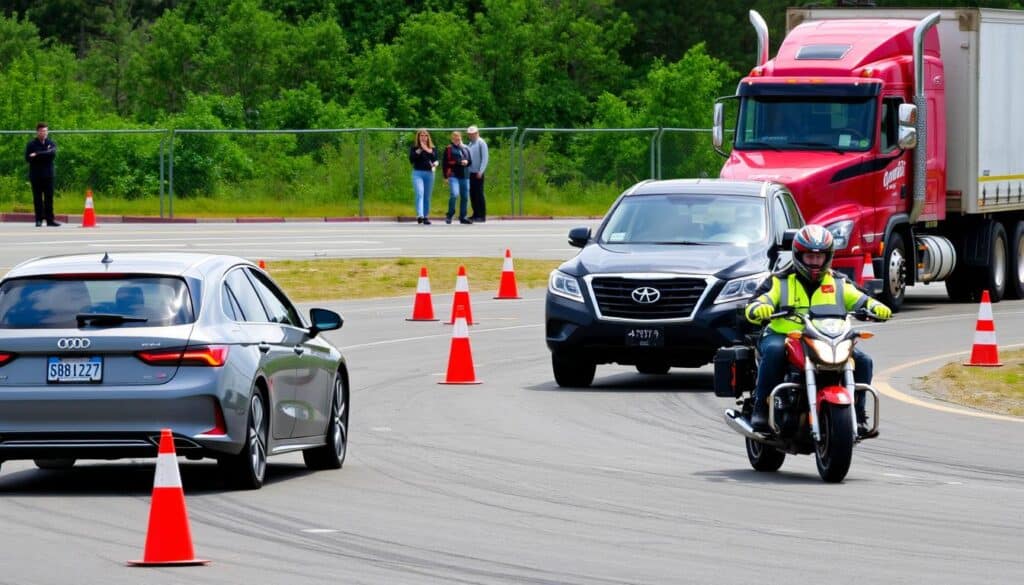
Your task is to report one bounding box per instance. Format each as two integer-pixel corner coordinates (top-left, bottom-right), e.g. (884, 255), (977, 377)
(57, 337), (92, 350)
(631, 287), (661, 304)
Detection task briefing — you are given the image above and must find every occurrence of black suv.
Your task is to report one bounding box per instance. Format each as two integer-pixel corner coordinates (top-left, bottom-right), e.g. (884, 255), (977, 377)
(545, 179), (804, 387)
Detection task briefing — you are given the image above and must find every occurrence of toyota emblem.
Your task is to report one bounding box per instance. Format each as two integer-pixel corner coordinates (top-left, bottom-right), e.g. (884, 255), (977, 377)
(631, 287), (661, 304)
(57, 337), (91, 350)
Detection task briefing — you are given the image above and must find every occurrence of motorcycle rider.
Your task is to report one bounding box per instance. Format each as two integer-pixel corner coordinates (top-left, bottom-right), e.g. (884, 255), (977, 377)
(744, 224), (892, 435)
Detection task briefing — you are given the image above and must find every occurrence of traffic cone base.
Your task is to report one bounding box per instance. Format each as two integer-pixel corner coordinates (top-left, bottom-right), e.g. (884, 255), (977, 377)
(127, 429), (208, 567)
(439, 308), (480, 384)
(408, 267), (439, 321)
(494, 248), (522, 299)
(964, 290), (1002, 367)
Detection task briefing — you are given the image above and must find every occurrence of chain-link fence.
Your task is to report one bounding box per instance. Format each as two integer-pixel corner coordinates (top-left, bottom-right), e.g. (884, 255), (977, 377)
(0, 126), (720, 218)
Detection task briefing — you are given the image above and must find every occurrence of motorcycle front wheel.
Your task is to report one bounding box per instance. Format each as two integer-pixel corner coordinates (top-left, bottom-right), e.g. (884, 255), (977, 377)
(746, 437), (785, 472)
(815, 404), (854, 483)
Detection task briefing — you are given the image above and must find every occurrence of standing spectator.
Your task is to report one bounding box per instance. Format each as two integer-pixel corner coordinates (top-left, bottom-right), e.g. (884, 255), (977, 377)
(466, 125), (489, 222)
(25, 122), (60, 227)
(443, 131), (472, 225)
(409, 129), (438, 224)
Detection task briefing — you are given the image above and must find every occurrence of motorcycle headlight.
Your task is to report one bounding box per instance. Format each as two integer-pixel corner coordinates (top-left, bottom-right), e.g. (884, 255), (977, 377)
(833, 340), (853, 364)
(825, 220), (854, 250)
(714, 272), (769, 304)
(807, 339), (853, 365)
(549, 270), (584, 303)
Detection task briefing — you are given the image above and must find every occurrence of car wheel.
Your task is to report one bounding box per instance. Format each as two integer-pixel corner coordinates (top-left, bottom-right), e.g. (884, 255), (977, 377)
(221, 391), (268, 490)
(303, 373), (349, 471)
(34, 458), (76, 470)
(551, 352), (595, 388)
(635, 361), (671, 375)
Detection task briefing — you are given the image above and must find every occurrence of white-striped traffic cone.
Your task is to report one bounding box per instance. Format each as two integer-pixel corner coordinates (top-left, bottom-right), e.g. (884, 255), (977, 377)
(439, 305), (480, 385)
(964, 290), (1002, 367)
(494, 248), (521, 299)
(858, 253), (875, 287)
(127, 429), (208, 566)
(447, 265), (475, 325)
(407, 267), (438, 321)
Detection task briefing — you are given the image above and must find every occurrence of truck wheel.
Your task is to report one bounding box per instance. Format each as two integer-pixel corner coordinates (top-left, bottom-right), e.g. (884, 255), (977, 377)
(552, 353), (595, 388)
(984, 222), (1008, 302)
(1007, 220), (1024, 300)
(880, 232), (907, 310)
(945, 267), (977, 303)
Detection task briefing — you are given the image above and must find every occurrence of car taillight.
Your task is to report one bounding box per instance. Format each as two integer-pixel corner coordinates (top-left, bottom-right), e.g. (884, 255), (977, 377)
(136, 346), (228, 367)
(0, 352), (14, 366)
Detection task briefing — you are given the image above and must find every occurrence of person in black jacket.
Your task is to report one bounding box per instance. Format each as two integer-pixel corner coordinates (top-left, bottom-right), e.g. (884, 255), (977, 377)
(408, 129), (439, 225)
(25, 122), (60, 227)
(442, 131), (472, 224)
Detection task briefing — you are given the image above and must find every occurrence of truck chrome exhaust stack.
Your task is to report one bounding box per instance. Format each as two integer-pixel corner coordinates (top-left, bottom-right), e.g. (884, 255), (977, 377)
(910, 11), (942, 224)
(750, 10), (770, 68)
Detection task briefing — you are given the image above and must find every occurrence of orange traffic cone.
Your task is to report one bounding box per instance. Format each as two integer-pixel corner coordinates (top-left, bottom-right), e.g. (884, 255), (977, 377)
(81, 189), (97, 228)
(406, 266), (439, 321)
(494, 248), (522, 299)
(447, 265), (475, 325)
(258, 259), (267, 270)
(439, 305), (480, 385)
(964, 290), (1002, 367)
(858, 253), (875, 287)
(127, 429), (208, 567)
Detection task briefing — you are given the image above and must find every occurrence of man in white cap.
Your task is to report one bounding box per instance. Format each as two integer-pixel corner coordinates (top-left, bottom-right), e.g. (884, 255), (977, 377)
(465, 125), (489, 222)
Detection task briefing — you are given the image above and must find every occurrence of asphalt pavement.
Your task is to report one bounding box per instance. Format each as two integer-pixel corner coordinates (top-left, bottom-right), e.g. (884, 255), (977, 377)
(0, 222), (1022, 584)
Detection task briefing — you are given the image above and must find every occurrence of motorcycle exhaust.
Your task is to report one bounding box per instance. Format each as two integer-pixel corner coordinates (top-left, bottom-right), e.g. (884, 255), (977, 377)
(724, 409), (765, 441)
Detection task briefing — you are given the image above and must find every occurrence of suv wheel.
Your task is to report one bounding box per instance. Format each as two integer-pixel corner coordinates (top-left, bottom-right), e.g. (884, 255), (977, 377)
(552, 353), (595, 388)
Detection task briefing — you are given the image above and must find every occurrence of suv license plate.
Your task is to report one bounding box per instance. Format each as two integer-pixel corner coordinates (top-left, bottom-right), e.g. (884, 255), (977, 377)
(47, 356), (103, 383)
(625, 328), (663, 347)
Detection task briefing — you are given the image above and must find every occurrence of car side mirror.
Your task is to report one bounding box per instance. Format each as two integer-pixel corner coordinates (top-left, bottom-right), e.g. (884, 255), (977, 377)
(780, 228), (798, 251)
(308, 307), (343, 337)
(568, 226), (591, 248)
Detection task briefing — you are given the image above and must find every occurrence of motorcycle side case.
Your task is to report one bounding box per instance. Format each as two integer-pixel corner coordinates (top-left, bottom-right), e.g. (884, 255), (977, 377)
(713, 346), (755, 398)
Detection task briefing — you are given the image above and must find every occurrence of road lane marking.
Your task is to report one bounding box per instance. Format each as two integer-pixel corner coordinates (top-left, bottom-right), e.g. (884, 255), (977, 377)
(875, 342), (1024, 423)
(301, 529), (339, 534)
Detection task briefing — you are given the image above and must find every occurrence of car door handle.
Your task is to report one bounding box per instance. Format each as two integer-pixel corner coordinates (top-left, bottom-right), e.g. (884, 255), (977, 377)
(257, 343), (271, 354)
(293, 346), (305, 355)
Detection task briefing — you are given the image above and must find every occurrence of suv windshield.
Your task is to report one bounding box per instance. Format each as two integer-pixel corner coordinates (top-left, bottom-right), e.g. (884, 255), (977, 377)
(600, 194), (767, 245)
(0, 276), (195, 329)
(735, 97), (875, 152)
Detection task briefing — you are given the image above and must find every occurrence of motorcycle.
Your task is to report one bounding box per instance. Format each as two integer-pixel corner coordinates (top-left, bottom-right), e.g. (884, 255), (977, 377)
(714, 305), (882, 483)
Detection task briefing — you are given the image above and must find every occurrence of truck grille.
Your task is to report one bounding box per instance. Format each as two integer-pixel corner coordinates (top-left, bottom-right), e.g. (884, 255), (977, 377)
(589, 276), (707, 320)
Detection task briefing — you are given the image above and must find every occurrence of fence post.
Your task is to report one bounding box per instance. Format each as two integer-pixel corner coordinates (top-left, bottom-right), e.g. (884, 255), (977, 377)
(358, 129), (366, 217)
(509, 127), (519, 217)
(168, 130), (175, 219)
(517, 130), (531, 216)
(655, 128), (665, 179)
(649, 130), (658, 179)
(158, 134), (165, 218)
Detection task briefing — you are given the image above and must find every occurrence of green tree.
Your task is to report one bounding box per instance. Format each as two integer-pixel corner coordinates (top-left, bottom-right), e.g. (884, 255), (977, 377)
(0, 13), (41, 67)
(128, 9), (203, 121)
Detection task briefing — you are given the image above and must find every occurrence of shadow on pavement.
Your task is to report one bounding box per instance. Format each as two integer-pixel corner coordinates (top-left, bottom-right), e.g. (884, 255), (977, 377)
(527, 370), (715, 393)
(694, 467), (868, 485)
(0, 461), (316, 496)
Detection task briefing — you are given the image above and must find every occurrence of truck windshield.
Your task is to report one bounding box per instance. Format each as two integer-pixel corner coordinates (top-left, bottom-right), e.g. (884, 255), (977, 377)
(600, 194), (767, 246)
(735, 97), (876, 152)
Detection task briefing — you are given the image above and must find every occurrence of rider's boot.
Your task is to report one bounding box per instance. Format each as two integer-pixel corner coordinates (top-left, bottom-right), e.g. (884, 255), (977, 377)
(750, 396), (771, 433)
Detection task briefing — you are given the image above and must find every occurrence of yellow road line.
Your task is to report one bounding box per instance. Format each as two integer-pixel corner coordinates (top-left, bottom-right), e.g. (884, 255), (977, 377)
(876, 343), (1024, 423)
(977, 173), (1024, 182)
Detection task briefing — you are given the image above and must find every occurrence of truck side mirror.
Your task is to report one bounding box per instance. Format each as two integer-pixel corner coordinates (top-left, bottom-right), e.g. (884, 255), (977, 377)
(568, 226), (591, 248)
(897, 103), (918, 149)
(712, 103), (725, 150)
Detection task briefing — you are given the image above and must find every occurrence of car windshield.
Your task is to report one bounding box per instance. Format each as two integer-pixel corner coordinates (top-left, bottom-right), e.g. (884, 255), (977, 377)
(0, 276), (195, 329)
(735, 97), (875, 152)
(600, 193), (767, 245)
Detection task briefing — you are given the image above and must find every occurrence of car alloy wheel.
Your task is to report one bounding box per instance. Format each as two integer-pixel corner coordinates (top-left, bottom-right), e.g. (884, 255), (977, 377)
(249, 393), (268, 483)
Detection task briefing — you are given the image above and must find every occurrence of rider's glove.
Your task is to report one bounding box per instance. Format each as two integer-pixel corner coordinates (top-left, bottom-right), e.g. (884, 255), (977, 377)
(750, 303), (774, 322)
(870, 302), (892, 320)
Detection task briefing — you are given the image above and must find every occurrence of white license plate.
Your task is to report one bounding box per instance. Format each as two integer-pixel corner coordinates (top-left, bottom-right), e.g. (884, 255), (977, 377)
(47, 356), (103, 383)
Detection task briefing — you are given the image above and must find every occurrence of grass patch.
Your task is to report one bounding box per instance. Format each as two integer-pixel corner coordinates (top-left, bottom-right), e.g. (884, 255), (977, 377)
(918, 349), (1024, 416)
(266, 257), (562, 302)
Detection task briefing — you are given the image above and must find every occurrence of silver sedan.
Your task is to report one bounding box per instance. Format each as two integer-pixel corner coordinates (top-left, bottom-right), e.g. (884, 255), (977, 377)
(0, 252), (349, 489)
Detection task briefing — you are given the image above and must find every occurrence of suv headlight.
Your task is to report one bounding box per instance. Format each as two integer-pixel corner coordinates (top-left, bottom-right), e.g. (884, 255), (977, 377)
(714, 272), (769, 304)
(549, 270), (584, 303)
(826, 220), (854, 250)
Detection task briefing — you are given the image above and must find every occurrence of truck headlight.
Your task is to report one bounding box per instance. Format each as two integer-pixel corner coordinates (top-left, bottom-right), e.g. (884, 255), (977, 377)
(549, 270), (584, 303)
(825, 220), (854, 250)
(714, 272), (769, 304)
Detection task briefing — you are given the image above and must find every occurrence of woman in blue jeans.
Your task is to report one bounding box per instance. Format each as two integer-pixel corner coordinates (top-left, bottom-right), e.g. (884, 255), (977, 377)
(442, 131), (472, 224)
(409, 129), (438, 224)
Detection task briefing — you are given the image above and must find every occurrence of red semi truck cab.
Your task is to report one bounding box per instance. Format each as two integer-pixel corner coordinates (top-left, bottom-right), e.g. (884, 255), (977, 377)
(714, 8), (1024, 308)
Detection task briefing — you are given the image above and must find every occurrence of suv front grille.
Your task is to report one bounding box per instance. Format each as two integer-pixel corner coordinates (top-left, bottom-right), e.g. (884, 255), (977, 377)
(589, 276), (707, 320)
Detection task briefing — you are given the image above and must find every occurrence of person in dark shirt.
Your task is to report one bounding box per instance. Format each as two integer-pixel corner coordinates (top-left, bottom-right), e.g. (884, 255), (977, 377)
(442, 131), (472, 224)
(25, 122), (60, 227)
(408, 129), (439, 225)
